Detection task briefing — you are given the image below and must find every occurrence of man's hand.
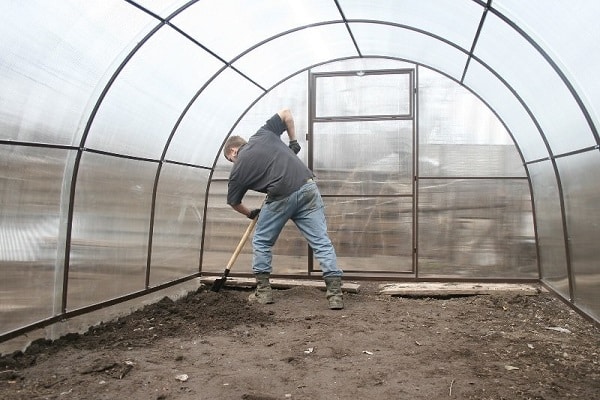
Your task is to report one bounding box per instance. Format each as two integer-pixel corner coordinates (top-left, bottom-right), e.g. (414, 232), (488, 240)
(289, 140), (301, 154)
(248, 208), (261, 220)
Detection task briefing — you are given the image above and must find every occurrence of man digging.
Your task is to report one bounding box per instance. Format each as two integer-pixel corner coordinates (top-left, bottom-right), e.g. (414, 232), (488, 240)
(223, 109), (344, 309)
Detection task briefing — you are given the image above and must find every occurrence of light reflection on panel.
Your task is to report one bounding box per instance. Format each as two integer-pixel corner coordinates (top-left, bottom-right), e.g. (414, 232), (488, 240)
(463, 61), (548, 162)
(476, 13), (596, 155)
(339, 0), (483, 50)
(233, 24), (358, 89)
(494, 0), (600, 134)
(418, 179), (536, 278)
(419, 68), (515, 145)
(67, 153), (156, 309)
(0, 1), (154, 144)
(420, 67), (525, 177)
(527, 161), (569, 296)
(172, 0), (342, 62)
(313, 120), (413, 196)
(87, 26), (224, 159)
(0, 146), (69, 333)
(166, 68), (263, 167)
(557, 151), (600, 320)
(349, 22), (469, 80)
(149, 164), (210, 286)
(420, 144), (524, 178)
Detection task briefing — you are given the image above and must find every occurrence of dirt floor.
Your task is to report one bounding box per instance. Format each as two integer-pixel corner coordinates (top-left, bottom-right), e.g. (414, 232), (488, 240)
(0, 281), (598, 400)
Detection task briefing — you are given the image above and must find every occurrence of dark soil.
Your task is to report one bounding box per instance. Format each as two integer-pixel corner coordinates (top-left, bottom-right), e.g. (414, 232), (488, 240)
(1, 282), (598, 400)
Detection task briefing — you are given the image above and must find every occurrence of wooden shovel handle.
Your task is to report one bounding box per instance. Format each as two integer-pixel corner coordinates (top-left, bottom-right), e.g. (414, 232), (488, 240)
(224, 216), (258, 271)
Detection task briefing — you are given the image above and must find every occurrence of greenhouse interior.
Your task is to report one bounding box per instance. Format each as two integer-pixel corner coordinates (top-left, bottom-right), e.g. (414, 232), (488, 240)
(1, 0), (599, 356)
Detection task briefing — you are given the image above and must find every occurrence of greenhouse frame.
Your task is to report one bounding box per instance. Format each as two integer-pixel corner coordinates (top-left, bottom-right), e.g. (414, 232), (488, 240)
(1, 0), (599, 350)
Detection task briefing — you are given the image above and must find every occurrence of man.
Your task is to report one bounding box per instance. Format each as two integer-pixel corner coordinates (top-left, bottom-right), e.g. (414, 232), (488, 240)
(223, 109), (344, 309)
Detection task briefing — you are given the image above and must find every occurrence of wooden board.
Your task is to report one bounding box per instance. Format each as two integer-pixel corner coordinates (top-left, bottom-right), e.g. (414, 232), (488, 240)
(199, 277), (360, 293)
(378, 282), (542, 296)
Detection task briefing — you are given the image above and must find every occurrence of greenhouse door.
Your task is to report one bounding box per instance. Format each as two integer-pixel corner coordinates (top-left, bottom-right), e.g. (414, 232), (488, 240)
(308, 69), (416, 275)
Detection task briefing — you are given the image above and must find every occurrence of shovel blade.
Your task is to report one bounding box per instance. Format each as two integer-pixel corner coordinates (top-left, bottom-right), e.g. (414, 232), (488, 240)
(210, 277), (226, 292)
(210, 269), (230, 292)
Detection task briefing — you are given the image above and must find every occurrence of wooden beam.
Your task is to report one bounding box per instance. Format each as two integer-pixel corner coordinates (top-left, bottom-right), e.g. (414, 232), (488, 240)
(200, 277), (360, 293)
(378, 282), (542, 296)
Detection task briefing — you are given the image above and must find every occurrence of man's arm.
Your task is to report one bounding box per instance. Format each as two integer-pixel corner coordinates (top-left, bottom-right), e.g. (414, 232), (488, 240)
(278, 108), (301, 154)
(277, 109), (296, 141)
(231, 203), (252, 218)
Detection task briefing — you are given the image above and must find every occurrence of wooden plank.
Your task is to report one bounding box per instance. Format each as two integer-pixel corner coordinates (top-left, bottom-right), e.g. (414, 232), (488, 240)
(200, 277), (360, 293)
(378, 282), (542, 296)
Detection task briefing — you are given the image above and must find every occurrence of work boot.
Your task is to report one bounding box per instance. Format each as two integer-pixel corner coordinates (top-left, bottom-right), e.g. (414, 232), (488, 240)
(324, 276), (344, 310)
(248, 273), (274, 304)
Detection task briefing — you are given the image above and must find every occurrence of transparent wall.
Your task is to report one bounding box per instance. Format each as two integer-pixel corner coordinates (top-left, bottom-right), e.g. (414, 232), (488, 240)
(203, 61), (536, 280)
(67, 154), (156, 309)
(528, 161), (569, 297)
(314, 120), (413, 196)
(0, 146), (69, 333)
(557, 151), (600, 321)
(418, 179), (535, 278)
(150, 164), (210, 286)
(418, 68), (536, 278)
(326, 197), (414, 273)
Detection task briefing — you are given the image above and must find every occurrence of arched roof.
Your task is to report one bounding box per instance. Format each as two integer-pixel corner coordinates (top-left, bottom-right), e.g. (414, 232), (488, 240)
(2, 1), (597, 163)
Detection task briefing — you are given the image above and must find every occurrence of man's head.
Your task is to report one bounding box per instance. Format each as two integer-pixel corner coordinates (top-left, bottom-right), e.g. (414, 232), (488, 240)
(223, 135), (247, 163)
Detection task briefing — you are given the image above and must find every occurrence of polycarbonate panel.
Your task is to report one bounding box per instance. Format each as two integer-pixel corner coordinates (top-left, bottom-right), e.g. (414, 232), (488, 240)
(87, 25), (225, 159)
(0, 1), (155, 144)
(67, 153), (157, 309)
(325, 197), (413, 273)
(149, 164), (210, 285)
(315, 72), (412, 118)
(418, 179), (536, 278)
(475, 13), (596, 155)
(339, 0), (484, 50)
(166, 68), (262, 167)
(419, 69), (525, 177)
(420, 144), (524, 178)
(0, 146), (70, 333)
(463, 61), (548, 162)
(557, 151), (600, 320)
(528, 161), (569, 297)
(233, 24), (358, 89)
(171, 0), (342, 62)
(313, 120), (413, 196)
(131, 0), (189, 18)
(494, 0), (600, 135)
(349, 22), (469, 80)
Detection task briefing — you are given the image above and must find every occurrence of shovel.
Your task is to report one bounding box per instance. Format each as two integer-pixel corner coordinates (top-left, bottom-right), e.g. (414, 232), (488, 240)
(210, 215), (258, 292)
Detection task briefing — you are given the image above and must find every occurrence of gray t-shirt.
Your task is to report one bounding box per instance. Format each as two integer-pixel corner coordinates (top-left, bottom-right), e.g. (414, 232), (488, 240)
(227, 113), (313, 205)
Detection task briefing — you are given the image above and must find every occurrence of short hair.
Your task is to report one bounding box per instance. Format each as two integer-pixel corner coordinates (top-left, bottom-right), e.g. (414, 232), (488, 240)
(223, 135), (247, 159)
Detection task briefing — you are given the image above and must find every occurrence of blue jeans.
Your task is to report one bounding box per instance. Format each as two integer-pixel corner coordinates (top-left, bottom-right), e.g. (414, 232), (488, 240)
(252, 181), (342, 278)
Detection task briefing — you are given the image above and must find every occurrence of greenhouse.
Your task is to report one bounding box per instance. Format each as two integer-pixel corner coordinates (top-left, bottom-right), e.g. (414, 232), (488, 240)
(1, 1), (599, 398)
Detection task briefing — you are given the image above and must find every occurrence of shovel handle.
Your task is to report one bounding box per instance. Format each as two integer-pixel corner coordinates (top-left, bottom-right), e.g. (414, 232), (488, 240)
(224, 216), (258, 271)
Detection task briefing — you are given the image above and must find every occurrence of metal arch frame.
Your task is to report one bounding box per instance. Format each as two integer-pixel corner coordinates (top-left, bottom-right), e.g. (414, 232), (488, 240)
(2, 0), (598, 343)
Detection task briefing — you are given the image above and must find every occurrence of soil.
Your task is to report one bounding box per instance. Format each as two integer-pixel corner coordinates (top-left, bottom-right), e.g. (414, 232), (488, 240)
(0, 282), (598, 400)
